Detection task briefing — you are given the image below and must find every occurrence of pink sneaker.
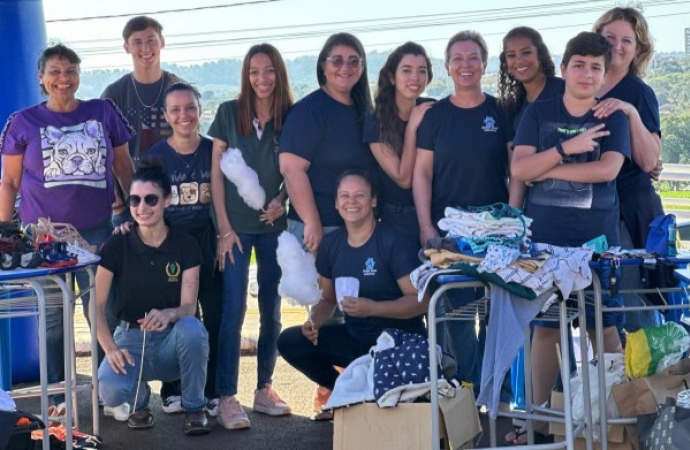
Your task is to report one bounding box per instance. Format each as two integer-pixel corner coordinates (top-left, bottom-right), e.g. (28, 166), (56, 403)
(217, 396), (250, 430)
(253, 385), (291, 416)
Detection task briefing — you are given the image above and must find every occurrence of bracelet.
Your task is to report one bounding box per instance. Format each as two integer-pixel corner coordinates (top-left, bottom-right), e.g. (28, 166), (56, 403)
(555, 142), (568, 159)
(217, 231), (233, 239)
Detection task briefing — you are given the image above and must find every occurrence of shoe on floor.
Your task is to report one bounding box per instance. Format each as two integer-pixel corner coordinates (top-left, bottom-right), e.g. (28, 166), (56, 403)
(205, 398), (220, 417)
(312, 386), (331, 413)
(217, 396), (250, 430)
(128, 407), (154, 430)
(47, 402), (67, 427)
(162, 395), (184, 414)
(104, 402), (131, 421)
(253, 385), (291, 416)
(184, 410), (211, 436)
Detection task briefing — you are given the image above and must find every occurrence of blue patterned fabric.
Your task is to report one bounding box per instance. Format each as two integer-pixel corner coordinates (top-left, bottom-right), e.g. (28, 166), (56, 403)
(372, 329), (430, 401)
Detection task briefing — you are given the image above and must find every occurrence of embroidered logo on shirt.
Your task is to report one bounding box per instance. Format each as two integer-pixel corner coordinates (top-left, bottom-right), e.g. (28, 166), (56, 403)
(482, 116), (498, 132)
(363, 257), (377, 276)
(166, 261), (181, 282)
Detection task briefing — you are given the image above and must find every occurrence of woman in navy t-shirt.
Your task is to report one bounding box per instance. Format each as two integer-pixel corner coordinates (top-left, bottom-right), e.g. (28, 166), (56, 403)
(363, 42), (434, 242)
(279, 33), (376, 254)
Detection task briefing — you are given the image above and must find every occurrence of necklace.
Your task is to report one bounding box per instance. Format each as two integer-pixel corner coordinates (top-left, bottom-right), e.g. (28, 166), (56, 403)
(130, 73), (165, 108)
(169, 138), (200, 169)
(139, 226), (168, 248)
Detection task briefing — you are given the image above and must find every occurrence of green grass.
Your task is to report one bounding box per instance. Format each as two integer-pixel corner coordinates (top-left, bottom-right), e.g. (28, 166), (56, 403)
(659, 191), (690, 199)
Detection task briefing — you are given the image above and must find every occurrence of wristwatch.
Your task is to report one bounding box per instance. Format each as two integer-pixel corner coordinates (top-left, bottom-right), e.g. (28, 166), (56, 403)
(555, 142), (568, 159)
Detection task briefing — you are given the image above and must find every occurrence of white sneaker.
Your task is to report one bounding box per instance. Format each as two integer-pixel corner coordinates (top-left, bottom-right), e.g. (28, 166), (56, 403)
(104, 403), (131, 421)
(205, 398), (220, 417)
(162, 395), (184, 414)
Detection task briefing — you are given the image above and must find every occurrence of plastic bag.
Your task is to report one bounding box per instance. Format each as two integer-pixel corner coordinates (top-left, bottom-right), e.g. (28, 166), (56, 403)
(571, 353), (626, 424)
(645, 213), (677, 256)
(626, 322), (690, 379)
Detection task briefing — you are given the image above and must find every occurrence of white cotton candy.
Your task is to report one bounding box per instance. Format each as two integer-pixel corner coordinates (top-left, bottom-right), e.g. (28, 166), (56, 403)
(220, 148), (266, 210)
(277, 231), (322, 306)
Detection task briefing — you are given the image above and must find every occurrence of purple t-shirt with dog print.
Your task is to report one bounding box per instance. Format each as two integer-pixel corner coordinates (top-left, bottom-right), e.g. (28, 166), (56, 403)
(0, 99), (134, 228)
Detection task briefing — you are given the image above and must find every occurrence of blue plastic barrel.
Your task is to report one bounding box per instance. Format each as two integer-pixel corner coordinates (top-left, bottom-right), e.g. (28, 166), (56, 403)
(0, 289), (40, 390)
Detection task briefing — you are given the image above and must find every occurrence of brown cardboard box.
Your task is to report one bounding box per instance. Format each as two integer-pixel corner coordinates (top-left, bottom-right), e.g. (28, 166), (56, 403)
(549, 391), (636, 450)
(333, 388), (480, 450)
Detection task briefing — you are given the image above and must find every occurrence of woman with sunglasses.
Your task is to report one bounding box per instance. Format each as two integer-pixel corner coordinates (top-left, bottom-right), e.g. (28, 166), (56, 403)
(279, 32), (376, 255)
(95, 161), (211, 435)
(144, 82), (222, 416)
(0, 43), (135, 414)
(209, 43), (293, 430)
(364, 41), (434, 243)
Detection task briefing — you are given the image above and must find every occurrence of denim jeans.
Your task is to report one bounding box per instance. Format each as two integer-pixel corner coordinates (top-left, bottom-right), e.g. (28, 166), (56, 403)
(98, 317), (208, 411)
(276, 323), (372, 390)
(46, 220), (114, 405)
(216, 230), (283, 396)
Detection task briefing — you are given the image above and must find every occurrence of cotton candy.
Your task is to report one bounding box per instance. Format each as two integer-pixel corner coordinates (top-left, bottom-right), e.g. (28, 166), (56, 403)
(220, 148), (266, 210)
(276, 231), (322, 306)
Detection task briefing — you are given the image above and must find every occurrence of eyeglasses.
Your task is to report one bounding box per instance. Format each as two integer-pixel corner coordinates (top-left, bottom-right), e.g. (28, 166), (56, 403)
(325, 56), (364, 69)
(127, 194), (160, 207)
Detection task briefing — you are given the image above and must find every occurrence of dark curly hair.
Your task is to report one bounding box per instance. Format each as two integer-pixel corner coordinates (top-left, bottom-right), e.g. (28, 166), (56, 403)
(373, 42), (432, 157)
(497, 27), (555, 123)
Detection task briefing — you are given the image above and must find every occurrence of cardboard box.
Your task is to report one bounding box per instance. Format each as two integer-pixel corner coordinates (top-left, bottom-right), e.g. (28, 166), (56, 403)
(333, 388), (480, 450)
(549, 391), (636, 450)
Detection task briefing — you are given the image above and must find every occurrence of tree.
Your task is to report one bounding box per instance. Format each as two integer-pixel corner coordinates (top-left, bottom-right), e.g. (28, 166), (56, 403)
(661, 111), (690, 164)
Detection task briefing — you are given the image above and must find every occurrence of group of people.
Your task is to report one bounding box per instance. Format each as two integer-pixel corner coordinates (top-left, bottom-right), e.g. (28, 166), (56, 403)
(0, 5), (664, 442)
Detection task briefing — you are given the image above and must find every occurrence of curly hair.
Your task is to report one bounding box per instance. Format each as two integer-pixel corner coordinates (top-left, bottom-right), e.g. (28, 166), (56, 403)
(593, 7), (654, 77)
(317, 33), (373, 120)
(373, 42), (432, 157)
(497, 27), (555, 123)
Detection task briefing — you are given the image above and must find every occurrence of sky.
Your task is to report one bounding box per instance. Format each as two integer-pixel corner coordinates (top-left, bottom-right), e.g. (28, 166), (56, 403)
(42, 0), (690, 70)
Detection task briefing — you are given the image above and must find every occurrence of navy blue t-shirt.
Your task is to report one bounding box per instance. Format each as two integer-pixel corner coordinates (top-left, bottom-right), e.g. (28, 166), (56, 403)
(146, 136), (213, 225)
(279, 89), (376, 227)
(416, 95), (513, 225)
(362, 114), (413, 208)
(514, 97), (631, 246)
(513, 76), (565, 133)
(316, 222), (424, 342)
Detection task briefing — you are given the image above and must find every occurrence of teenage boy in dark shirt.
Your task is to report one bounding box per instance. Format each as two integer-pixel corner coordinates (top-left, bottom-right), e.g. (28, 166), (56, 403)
(511, 31), (630, 434)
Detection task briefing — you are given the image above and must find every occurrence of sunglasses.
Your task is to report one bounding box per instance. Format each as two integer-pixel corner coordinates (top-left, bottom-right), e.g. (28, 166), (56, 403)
(127, 194), (160, 207)
(325, 56), (364, 69)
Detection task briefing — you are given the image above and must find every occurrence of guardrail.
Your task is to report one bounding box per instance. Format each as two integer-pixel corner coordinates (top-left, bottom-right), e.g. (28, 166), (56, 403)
(659, 164), (690, 220)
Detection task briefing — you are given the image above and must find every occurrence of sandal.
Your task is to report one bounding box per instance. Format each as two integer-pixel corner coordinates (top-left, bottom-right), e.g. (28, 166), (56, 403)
(505, 426), (553, 446)
(47, 402), (67, 428)
(311, 410), (334, 421)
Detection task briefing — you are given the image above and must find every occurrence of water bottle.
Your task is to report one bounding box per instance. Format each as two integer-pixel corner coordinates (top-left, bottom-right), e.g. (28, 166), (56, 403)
(668, 214), (678, 257)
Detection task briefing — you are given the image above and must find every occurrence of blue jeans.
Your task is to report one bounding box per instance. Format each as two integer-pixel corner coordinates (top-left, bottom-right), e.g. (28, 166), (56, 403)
(47, 220), (114, 404)
(216, 230), (282, 396)
(98, 317), (208, 411)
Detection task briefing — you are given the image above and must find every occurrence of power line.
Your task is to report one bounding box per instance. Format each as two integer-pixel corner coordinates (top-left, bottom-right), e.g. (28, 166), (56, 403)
(45, 0), (285, 23)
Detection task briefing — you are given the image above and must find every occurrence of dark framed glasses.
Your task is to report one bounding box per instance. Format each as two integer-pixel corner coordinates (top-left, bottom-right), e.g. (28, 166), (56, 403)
(325, 56), (363, 69)
(127, 194), (160, 207)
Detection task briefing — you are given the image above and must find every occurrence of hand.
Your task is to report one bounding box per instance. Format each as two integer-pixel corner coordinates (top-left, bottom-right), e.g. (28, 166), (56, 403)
(301, 320), (319, 346)
(105, 348), (135, 375)
(259, 197), (286, 227)
(407, 101), (434, 131)
(419, 225), (439, 248)
(217, 229), (243, 270)
(303, 222), (324, 254)
(112, 221), (133, 235)
(340, 296), (374, 318)
(649, 159), (663, 181)
(137, 308), (172, 332)
(562, 124), (610, 156)
(592, 98), (633, 119)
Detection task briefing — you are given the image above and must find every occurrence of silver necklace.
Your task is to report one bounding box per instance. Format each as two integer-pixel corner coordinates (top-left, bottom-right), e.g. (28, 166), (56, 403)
(170, 138), (200, 169)
(130, 73), (165, 108)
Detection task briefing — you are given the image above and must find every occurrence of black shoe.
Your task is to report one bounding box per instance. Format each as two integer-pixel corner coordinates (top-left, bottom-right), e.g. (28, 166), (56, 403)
(128, 407), (154, 429)
(184, 410), (211, 436)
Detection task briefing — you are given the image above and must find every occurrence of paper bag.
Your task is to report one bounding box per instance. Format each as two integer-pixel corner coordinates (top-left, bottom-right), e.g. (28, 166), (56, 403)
(439, 386), (482, 450)
(612, 358), (690, 418)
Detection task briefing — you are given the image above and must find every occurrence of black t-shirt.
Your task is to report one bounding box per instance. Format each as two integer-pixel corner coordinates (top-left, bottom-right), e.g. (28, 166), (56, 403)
(513, 76), (565, 132)
(315, 222), (424, 342)
(279, 89), (376, 227)
(416, 95), (513, 225)
(514, 97), (631, 246)
(99, 226), (203, 322)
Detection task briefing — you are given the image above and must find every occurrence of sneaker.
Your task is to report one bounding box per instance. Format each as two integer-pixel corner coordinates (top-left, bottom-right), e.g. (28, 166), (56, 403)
(104, 403), (131, 421)
(162, 395), (184, 414)
(217, 396), (250, 430)
(183, 410), (211, 436)
(253, 385), (291, 416)
(128, 407), (154, 430)
(205, 398), (220, 417)
(312, 386), (331, 413)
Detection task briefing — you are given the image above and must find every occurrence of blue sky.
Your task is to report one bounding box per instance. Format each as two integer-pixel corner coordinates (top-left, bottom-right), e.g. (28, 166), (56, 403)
(43, 0), (690, 70)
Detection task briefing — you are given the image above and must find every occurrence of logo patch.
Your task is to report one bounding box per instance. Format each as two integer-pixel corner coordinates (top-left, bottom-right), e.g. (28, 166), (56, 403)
(166, 261), (181, 282)
(363, 257), (377, 276)
(482, 116), (498, 132)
